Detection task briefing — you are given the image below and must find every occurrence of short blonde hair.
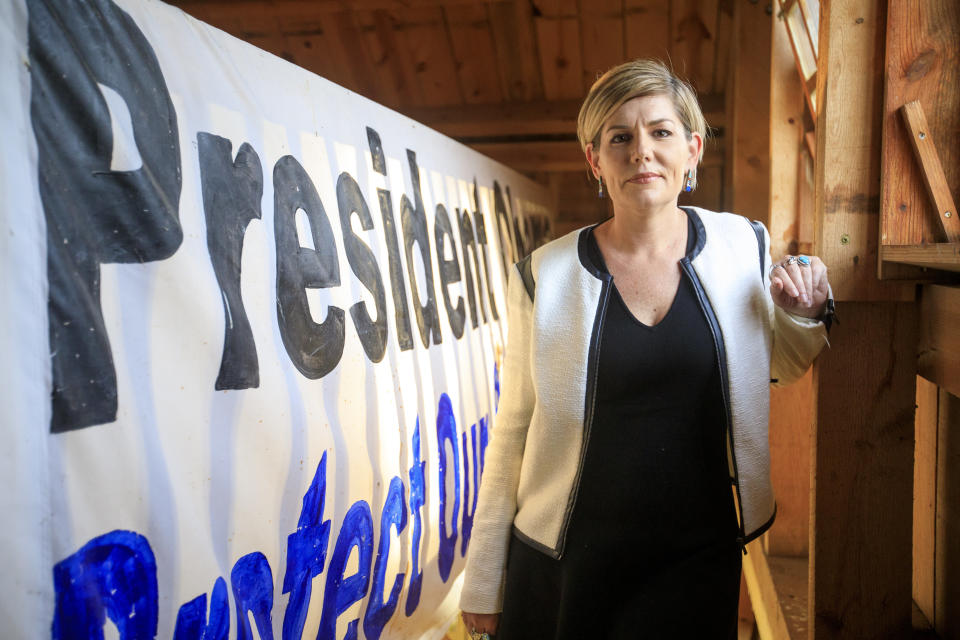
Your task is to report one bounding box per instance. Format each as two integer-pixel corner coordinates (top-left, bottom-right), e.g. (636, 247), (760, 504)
(577, 59), (707, 162)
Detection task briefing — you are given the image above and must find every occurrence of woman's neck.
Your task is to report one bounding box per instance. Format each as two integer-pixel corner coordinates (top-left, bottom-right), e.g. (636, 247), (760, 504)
(598, 201), (687, 259)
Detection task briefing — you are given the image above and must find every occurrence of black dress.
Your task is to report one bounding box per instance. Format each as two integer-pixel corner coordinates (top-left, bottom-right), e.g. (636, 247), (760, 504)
(497, 219), (742, 639)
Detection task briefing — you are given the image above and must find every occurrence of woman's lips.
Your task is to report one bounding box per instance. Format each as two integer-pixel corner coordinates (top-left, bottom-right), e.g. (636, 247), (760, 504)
(627, 173), (661, 184)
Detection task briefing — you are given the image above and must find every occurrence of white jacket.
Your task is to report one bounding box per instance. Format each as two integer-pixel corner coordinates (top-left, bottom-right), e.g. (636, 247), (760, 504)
(460, 207), (830, 614)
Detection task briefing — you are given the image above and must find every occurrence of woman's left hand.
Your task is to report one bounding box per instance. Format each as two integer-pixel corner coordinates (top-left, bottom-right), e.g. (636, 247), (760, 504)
(769, 254), (830, 319)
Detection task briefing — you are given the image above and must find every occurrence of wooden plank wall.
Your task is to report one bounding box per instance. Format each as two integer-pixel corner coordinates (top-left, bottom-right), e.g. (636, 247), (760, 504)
(880, 0), (960, 248)
(811, 0), (927, 637)
(915, 285), (960, 639)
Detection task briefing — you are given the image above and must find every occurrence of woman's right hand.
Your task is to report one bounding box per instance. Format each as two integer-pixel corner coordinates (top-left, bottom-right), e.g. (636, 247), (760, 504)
(461, 611), (500, 638)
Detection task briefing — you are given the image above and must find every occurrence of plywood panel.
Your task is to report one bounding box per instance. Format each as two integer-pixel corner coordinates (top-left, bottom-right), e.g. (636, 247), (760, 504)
(355, 9), (422, 107)
(580, 2), (624, 93)
(914, 375), (938, 626)
(670, 0), (719, 93)
(880, 0), (960, 246)
(812, 301), (918, 638)
(536, 16), (585, 100)
(624, 0), (671, 61)
(395, 8), (463, 106)
(444, 5), (504, 104)
(487, 0), (544, 101)
(815, 0), (915, 301)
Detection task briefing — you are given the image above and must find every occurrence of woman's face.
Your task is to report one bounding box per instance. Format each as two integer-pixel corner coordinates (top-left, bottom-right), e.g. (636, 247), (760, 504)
(585, 94), (702, 215)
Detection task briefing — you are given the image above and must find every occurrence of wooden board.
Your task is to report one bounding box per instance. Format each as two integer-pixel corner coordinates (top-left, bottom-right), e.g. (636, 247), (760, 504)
(882, 244), (960, 273)
(769, 7), (806, 260)
(487, 0), (544, 101)
(670, 0), (719, 93)
(811, 301), (918, 638)
(914, 375), (938, 626)
(444, 4), (504, 104)
(728, 0), (771, 224)
(580, 4), (625, 93)
(814, 0), (915, 301)
(898, 101), (960, 242)
(535, 15), (584, 100)
(624, 0), (671, 61)
(880, 0), (960, 246)
(743, 545), (806, 639)
(918, 285), (960, 399)
(766, 371), (812, 556)
(935, 388), (960, 638)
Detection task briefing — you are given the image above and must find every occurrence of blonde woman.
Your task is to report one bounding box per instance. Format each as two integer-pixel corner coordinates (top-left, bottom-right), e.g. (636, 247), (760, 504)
(460, 59), (832, 639)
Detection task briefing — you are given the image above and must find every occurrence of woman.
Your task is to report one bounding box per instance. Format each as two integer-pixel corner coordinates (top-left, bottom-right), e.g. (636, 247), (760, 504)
(460, 59), (831, 639)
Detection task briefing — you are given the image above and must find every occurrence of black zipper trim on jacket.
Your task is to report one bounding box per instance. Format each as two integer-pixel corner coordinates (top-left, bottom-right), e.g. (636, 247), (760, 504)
(554, 274), (612, 560)
(680, 257), (749, 553)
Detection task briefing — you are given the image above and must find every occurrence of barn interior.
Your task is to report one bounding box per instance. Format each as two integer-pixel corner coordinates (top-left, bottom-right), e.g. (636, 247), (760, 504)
(165, 1), (960, 638)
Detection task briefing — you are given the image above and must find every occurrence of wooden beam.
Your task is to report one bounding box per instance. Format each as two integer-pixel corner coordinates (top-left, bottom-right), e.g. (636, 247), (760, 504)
(742, 545), (807, 639)
(171, 0), (512, 18)
(934, 388), (960, 638)
(913, 375), (938, 626)
(811, 301), (918, 638)
(919, 285), (960, 398)
(399, 95), (726, 139)
(899, 101), (960, 242)
(880, 244), (960, 273)
(728, 0), (771, 224)
(814, 0), (913, 301)
(769, 7), (805, 259)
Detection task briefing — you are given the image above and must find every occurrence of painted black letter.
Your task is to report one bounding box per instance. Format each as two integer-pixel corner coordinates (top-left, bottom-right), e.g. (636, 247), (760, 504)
(198, 133), (263, 390)
(434, 204), (465, 339)
(472, 180), (498, 321)
(400, 150), (441, 347)
(274, 156), (345, 379)
(28, 0), (182, 432)
(337, 172), (388, 363)
(367, 127), (414, 352)
(457, 208), (486, 328)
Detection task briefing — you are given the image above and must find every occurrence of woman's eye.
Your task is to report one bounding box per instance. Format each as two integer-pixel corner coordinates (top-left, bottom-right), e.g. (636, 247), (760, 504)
(611, 133), (630, 143)
(653, 129), (672, 138)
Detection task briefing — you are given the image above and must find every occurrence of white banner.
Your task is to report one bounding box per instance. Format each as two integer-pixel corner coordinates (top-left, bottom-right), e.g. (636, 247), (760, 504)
(0, 1), (553, 638)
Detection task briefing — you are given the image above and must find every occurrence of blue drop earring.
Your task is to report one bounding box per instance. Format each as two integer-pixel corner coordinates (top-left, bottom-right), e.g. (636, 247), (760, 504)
(683, 169), (696, 192)
(597, 176), (604, 198)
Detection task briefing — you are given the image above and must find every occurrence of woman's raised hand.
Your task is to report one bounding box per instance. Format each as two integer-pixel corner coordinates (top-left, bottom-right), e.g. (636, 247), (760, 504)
(769, 255), (830, 319)
(461, 611), (499, 639)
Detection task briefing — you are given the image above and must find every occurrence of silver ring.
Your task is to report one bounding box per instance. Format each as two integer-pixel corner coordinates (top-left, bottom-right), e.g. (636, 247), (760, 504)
(783, 256), (798, 266)
(769, 263), (784, 276)
(797, 255), (811, 266)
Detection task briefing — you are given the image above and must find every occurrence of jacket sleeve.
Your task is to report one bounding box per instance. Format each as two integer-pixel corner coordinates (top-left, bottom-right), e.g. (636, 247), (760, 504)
(753, 222), (831, 386)
(459, 261), (536, 614)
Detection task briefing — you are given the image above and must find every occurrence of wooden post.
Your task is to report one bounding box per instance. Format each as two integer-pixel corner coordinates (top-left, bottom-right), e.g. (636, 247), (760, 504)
(726, 0), (771, 222)
(810, 1), (918, 636)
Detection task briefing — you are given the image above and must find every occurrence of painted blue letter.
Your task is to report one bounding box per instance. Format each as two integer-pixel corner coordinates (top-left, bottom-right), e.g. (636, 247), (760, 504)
(461, 423), (479, 556)
(479, 414), (490, 476)
(405, 417), (426, 616)
(51, 530), (157, 640)
(363, 476), (408, 639)
(318, 501), (374, 640)
(436, 393), (460, 582)
(232, 552), (274, 640)
(281, 451), (332, 640)
(173, 577), (229, 640)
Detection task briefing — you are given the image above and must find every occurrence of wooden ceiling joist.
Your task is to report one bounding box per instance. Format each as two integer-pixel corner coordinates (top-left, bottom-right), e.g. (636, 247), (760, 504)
(402, 94), (726, 140)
